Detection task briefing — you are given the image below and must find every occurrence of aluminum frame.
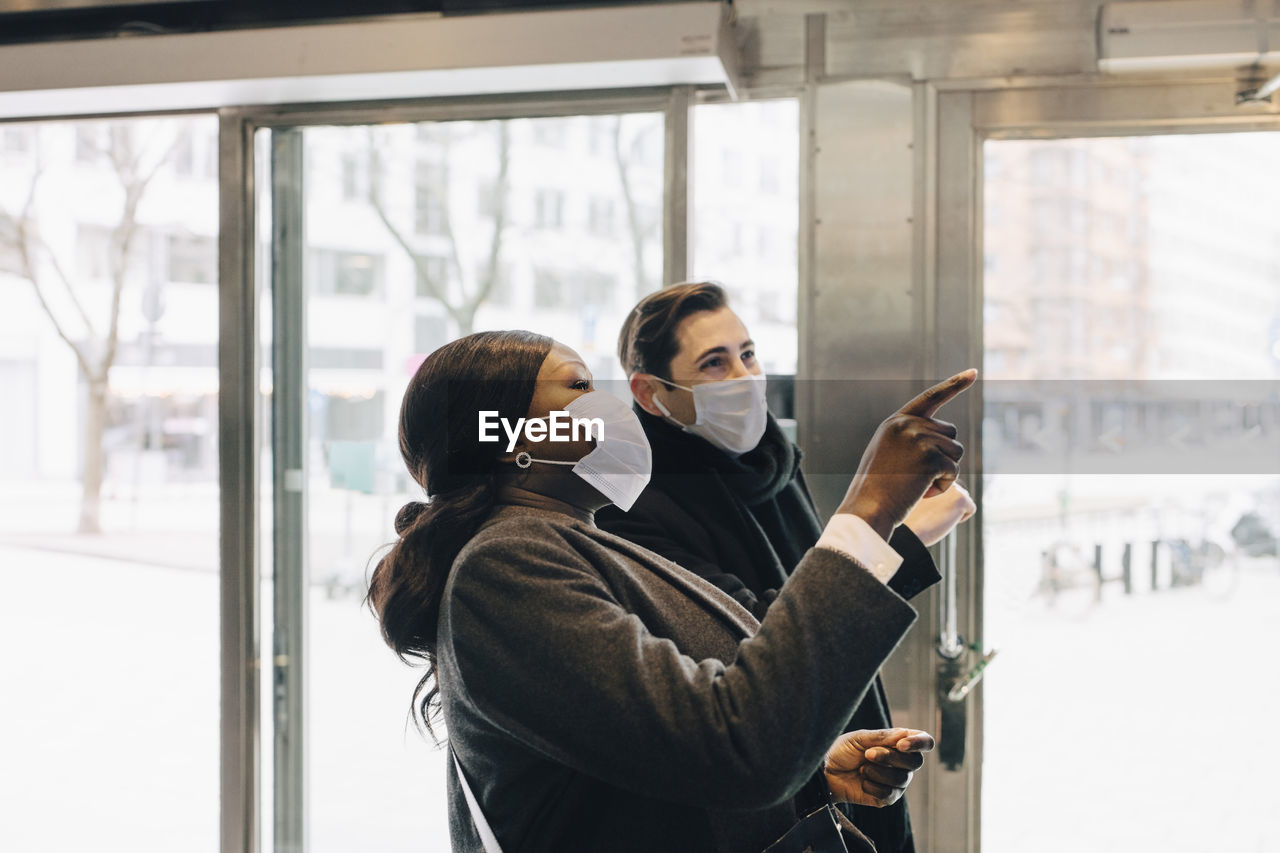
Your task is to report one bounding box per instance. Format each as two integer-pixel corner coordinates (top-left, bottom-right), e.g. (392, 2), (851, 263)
(219, 106), (261, 853)
(268, 127), (308, 853)
(219, 85), (698, 853)
(912, 78), (1280, 853)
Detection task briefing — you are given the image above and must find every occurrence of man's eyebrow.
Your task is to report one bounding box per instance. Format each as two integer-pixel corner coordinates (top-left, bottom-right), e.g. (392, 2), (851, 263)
(694, 345), (729, 363)
(694, 340), (754, 362)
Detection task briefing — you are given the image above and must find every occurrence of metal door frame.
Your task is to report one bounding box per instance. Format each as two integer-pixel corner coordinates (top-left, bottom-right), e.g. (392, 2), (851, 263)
(217, 84), (737, 853)
(917, 78), (1280, 853)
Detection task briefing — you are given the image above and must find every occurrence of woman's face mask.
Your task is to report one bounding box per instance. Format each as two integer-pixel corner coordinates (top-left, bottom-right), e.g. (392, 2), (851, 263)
(514, 390), (653, 511)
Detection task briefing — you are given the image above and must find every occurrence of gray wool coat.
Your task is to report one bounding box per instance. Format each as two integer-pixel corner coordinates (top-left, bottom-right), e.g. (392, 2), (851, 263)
(437, 504), (918, 853)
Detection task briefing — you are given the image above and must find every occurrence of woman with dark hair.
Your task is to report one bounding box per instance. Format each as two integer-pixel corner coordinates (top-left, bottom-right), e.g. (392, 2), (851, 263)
(369, 329), (974, 853)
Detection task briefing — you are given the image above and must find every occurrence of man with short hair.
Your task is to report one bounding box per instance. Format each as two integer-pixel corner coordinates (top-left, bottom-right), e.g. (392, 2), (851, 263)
(597, 281), (974, 853)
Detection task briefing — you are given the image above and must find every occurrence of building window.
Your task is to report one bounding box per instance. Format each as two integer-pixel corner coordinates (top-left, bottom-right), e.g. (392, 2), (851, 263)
(172, 130), (196, 177)
(533, 119), (569, 147)
(414, 314), (448, 355)
(759, 159), (779, 194)
(415, 122), (444, 145)
(587, 197), (615, 237)
(476, 262), (511, 306)
(534, 190), (564, 229)
(414, 256), (450, 299)
(579, 271), (615, 305)
(341, 153), (370, 202)
(534, 268), (564, 308)
(311, 250), (383, 297)
(1, 126), (31, 153)
(476, 181), (502, 220)
(721, 149), (743, 184)
(415, 163), (448, 236)
(75, 224), (114, 280)
(166, 232), (217, 284)
(75, 124), (103, 163)
(588, 119), (614, 157)
(1031, 148), (1066, 183)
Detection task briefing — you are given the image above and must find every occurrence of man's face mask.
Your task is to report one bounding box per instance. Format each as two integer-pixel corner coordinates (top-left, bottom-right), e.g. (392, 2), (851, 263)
(651, 373), (768, 456)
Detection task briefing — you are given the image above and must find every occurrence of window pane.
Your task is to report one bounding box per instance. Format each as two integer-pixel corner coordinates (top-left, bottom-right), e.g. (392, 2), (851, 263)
(292, 111), (664, 852)
(982, 133), (1280, 852)
(691, 99), (799, 431)
(0, 115), (220, 852)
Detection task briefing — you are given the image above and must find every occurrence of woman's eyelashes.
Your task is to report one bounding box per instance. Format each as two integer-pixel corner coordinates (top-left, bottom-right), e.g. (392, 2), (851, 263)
(570, 378), (591, 391)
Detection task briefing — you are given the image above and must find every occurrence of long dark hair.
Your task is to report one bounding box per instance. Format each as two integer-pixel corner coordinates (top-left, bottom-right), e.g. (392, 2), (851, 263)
(368, 330), (553, 740)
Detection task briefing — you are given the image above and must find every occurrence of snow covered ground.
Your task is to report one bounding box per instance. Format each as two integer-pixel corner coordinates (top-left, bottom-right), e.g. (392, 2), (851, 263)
(3, 472), (1278, 852)
(0, 542), (448, 853)
(981, 474), (1280, 853)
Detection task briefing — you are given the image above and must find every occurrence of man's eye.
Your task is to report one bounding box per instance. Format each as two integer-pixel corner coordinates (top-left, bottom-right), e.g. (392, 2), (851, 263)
(701, 357), (723, 370)
(742, 350), (756, 363)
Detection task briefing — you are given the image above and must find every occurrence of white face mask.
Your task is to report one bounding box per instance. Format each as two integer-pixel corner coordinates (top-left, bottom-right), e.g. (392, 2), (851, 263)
(652, 373), (769, 456)
(513, 390), (652, 511)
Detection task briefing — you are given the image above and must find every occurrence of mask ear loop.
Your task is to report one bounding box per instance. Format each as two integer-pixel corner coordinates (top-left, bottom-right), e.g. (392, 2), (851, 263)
(514, 451), (576, 469)
(647, 374), (694, 430)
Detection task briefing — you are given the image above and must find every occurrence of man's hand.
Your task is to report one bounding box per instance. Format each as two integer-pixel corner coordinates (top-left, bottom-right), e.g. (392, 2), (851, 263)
(836, 369), (977, 540)
(903, 481), (976, 546)
(824, 728), (935, 808)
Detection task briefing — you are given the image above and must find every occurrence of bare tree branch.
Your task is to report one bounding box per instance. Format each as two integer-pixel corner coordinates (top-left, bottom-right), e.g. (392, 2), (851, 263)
(14, 226), (95, 379)
(365, 131), (450, 311)
(100, 126), (179, 381)
(4, 163), (95, 377)
(0, 118), (185, 534)
(365, 123), (511, 335)
(41, 240), (97, 340)
(613, 117), (650, 298)
(470, 123), (511, 317)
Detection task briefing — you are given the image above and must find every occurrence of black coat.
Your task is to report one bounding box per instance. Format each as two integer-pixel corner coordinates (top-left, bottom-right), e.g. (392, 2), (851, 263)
(439, 505), (919, 852)
(597, 409), (941, 853)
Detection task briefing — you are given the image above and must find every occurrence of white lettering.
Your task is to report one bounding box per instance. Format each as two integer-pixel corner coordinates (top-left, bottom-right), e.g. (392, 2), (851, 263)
(478, 411), (500, 442)
(548, 410), (571, 442)
(502, 417), (525, 453)
(480, 412), (605, 452)
(574, 417), (605, 442)
(525, 418), (548, 443)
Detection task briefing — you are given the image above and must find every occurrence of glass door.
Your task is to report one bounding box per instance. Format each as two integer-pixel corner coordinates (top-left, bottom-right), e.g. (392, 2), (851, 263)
(915, 81), (1280, 853)
(257, 102), (669, 853)
(0, 114), (222, 852)
(980, 130), (1280, 852)
(249, 89), (804, 853)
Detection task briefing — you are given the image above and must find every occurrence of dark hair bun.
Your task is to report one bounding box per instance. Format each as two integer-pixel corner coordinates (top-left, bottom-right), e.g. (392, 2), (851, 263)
(394, 500), (430, 535)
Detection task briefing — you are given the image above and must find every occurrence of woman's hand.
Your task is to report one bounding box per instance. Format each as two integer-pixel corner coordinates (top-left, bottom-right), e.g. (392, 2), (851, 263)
(836, 370), (976, 541)
(824, 728), (935, 808)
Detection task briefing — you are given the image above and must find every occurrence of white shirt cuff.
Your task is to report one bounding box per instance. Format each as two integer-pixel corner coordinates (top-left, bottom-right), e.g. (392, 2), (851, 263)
(816, 513), (903, 584)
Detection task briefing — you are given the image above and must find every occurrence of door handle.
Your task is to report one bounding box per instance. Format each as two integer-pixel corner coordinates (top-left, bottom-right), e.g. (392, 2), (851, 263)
(935, 533), (998, 770)
(945, 648), (999, 703)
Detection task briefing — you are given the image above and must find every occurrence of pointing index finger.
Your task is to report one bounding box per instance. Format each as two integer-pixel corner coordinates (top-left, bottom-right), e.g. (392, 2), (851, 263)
(898, 369), (978, 418)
